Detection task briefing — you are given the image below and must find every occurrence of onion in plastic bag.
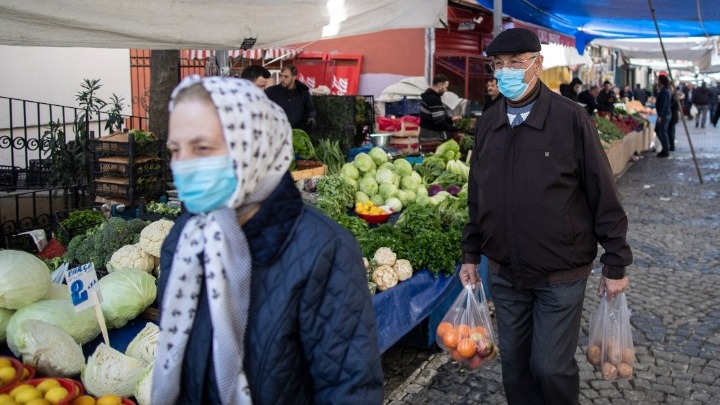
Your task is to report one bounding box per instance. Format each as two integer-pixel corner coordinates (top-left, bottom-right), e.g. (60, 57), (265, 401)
(134, 362), (154, 405)
(6, 299), (100, 356)
(0, 250), (51, 309)
(82, 343), (146, 397)
(98, 269), (157, 329)
(125, 323), (159, 364)
(18, 319), (84, 377)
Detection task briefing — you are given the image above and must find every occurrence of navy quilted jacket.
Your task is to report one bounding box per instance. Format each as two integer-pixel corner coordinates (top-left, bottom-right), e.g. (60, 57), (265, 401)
(158, 173), (384, 404)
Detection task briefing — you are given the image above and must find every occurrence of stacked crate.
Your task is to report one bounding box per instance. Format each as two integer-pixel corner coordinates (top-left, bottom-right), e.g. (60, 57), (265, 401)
(90, 131), (165, 207)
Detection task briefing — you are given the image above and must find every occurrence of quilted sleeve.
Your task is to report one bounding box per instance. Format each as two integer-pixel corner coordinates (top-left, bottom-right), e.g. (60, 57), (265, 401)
(298, 229), (384, 405)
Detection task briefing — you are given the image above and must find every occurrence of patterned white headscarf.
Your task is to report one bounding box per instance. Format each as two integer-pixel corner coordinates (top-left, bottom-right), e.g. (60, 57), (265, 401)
(152, 75), (294, 405)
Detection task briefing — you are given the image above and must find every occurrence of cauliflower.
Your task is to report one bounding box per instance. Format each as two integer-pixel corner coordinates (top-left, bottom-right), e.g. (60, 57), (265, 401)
(107, 244), (154, 274)
(152, 255), (160, 278)
(372, 264), (398, 291)
(138, 219), (174, 257)
(393, 259), (413, 281)
(362, 257), (370, 274)
(373, 247), (396, 267)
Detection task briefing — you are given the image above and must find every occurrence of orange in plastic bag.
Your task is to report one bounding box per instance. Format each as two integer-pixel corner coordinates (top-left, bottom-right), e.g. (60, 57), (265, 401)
(586, 292), (635, 381)
(436, 284), (498, 370)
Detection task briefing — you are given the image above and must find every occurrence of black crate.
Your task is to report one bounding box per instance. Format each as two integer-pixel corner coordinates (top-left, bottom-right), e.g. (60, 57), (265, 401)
(356, 95), (375, 126)
(93, 156), (164, 177)
(90, 132), (162, 157)
(93, 175), (163, 204)
(53, 206), (105, 246)
(0, 165), (19, 191)
(385, 96), (422, 117)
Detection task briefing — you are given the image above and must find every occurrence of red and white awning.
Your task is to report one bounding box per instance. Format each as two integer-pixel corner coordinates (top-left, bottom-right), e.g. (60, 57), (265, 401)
(184, 47), (300, 61)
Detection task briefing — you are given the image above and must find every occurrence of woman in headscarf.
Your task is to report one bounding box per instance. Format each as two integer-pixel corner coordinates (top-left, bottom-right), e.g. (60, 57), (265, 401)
(152, 76), (384, 405)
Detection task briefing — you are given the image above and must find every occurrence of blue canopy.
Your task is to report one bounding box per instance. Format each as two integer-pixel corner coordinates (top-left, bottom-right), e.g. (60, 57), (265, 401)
(476, 0), (720, 52)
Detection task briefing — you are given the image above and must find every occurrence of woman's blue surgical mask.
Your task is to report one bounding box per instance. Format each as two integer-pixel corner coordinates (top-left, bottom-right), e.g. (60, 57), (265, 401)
(171, 155), (238, 213)
(494, 57), (538, 100)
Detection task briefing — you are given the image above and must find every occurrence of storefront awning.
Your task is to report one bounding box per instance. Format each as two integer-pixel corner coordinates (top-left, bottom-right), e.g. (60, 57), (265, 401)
(184, 47), (302, 61)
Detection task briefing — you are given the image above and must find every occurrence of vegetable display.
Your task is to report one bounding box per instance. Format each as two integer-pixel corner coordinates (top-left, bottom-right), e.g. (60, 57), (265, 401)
(62, 217), (149, 270)
(292, 129), (316, 160)
(315, 138), (345, 175)
(57, 209), (106, 246)
(0, 250), (51, 310)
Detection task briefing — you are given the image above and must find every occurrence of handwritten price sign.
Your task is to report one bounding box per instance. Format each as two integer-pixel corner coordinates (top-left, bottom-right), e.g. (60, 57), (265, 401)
(65, 263), (102, 312)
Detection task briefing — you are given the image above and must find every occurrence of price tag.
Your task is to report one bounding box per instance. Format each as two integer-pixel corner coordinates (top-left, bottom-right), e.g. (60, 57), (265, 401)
(65, 263), (102, 312)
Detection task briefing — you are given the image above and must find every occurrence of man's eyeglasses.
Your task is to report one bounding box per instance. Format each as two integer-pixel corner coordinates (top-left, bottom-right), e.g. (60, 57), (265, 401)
(489, 54), (539, 71)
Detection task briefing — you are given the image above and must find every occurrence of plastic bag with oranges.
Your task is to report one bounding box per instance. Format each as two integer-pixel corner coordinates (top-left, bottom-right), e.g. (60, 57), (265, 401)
(436, 284), (498, 370)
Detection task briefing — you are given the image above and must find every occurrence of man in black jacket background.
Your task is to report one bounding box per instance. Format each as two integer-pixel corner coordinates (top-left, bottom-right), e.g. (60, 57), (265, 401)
(418, 74), (460, 150)
(578, 85), (600, 115)
(265, 64), (317, 130)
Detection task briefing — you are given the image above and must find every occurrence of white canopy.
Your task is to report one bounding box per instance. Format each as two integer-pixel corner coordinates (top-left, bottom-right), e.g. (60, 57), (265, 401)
(592, 37), (720, 73)
(0, 0), (446, 49)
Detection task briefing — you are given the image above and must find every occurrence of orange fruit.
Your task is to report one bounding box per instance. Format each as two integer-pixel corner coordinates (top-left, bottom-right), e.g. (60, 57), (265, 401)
(472, 326), (487, 337)
(458, 338), (476, 358)
(442, 329), (459, 349)
(436, 322), (453, 338)
(456, 324), (471, 338)
(450, 349), (464, 361)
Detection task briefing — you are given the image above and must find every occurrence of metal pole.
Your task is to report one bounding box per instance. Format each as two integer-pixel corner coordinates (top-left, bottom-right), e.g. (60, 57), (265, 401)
(216, 50), (230, 76)
(493, 0), (502, 37)
(647, 0), (703, 184)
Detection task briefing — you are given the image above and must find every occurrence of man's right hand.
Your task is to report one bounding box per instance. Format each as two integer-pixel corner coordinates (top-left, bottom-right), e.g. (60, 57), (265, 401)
(459, 263), (480, 288)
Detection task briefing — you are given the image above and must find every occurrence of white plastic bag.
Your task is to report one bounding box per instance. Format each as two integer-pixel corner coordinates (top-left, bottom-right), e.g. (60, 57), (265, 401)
(586, 292), (635, 381)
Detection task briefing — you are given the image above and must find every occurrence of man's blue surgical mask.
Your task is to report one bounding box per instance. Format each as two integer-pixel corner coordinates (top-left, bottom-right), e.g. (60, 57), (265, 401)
(494, 57), (538, 100)
(171, 155), (237, 213)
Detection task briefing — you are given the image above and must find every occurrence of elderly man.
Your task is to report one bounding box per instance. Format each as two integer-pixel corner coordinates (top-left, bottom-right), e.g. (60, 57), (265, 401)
(265, 64), (316, 130)
(460, 28), (632, 405)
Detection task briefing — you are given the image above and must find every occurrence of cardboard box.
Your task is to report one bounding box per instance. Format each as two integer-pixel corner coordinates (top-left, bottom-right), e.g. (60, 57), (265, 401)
(389, 136), (420, 155)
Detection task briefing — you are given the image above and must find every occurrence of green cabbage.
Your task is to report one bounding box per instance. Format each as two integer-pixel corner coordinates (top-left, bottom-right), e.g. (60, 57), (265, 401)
(400, 175), (421, 191)
(82, 343), (146, 398)
(43, 283), (71, 301)
(393, 159), (413, 177)
(125, 322), (159, 364)
(341, 176), (358, 192)
(416, 185), (429, 197)
(6, 299), (101, 356)
(358, 177), (379, 197)
(355, 191), (370, 203)
(353, 153), (376, 173)
(340, 163), (359, 180)
(363, 169), (377, 180)
(0, 307), (13, 342)
(435, 139), (461, 162)
(370, 194), (385, 206)
(379, 162), (395, 172)
(98, 269), (157, 329)
(379, 183), (399, 200)
(135, 362), (154, 405)
(396, 190), (411, 206)
(0, 250), (51, 309)
(415, 195), (431, 206)
(385, 197), (403, 213)
(369, 147), (389, 166)
(375, 168), (398, 185)
(18, 319), (84, 377)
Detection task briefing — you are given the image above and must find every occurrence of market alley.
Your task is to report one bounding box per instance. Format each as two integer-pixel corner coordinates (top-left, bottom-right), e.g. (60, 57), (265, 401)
(382, 122), (720, 404)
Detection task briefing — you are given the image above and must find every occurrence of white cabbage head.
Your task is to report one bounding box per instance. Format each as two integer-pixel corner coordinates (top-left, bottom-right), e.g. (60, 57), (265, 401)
(18, 319), (85, 377)
(82, 343), (146, 398)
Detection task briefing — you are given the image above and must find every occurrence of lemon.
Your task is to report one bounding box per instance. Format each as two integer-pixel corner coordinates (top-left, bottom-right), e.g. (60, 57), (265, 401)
(9, 384), (34, 398)
(95, 395), (122, 405)
(43, 387), (68, 405)
(0, 366), (17, 384)
(0, 393), (15, 404)
(36, 380), (60, 395)
(21, 367), (30, 381)
(26, 399), (51, 405)
(70, 396), (96, 405)
(14, 388), (42, 404)
(0, 359), (11, 368)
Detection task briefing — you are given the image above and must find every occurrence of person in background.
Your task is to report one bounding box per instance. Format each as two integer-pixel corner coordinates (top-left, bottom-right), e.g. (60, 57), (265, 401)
(633, 84), (648, 104)
(620, 85), (634, 101)
(655, 75), (672, 158)
(153, 76), (384, 405)
(483, 76), (504, 111)
(597, 80), (616, 113)
(265, 64), (317, 130)
(559, 78), (583, 101)
(692, 81), (711, 128)
(239, 65), (271, 90)
(460, 28), (631, 405)
(682, 82), (694, 118)
(578, 85), (600, 115)
(419, 74), (461, 149)
(668, 81), (680, 152)
(708, 82), (719, 127)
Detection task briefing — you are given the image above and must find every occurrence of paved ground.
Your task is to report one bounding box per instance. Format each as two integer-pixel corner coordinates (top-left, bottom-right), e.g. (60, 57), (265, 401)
(381, 120), (720, 404)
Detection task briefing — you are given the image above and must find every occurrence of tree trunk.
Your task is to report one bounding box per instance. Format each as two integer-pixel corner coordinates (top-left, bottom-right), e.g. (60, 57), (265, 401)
(149, 50), (180, 141)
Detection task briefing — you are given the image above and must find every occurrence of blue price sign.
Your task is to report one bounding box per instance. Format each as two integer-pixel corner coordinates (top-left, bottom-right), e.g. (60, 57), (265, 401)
(65, 263), (102, 312)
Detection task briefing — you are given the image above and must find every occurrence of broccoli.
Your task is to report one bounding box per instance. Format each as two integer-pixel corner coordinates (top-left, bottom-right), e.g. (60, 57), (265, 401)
(62, 216), (149, 269)
(125, 218), (150, 234)
(63, 234), (87, 264)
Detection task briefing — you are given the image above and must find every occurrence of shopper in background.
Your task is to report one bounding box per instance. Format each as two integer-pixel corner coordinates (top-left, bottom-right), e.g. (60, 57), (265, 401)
(483, 76), (504, 111)
(655, 75), (672, 158)
(578, 85), (600, 116)
(239, 65), (271, 90)
(692, 81), (711, 128)
(682, 82), (694, 118)
(559, 77), (583, 101)
(460, 28), (631, 405)
(668, 82), (680, 152)
(265, 64), (317, 130)
(708, 82), (719, 124)
(597, 80), (616, 113)
(419, 74), (461, 150)
(153, 76), (383, 405)
(633, 84), (648, 104)
(620, 85), (634, 101)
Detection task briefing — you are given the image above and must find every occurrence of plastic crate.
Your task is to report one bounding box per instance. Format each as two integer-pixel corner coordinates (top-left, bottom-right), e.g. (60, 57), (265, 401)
(90, 132), (162, 157)
(0, 165), (19, 191)
(94, 156), (164, 177)
(93, 175), (164, 201)
(53, 207), (105, 246)
(385, 97), (422, 117)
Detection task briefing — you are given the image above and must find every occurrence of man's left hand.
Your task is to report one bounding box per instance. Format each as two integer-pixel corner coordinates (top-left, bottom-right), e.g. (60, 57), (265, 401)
(307, 117), (317, 130)
(598, 275), (628, 301)
(451, 116), (462, 122)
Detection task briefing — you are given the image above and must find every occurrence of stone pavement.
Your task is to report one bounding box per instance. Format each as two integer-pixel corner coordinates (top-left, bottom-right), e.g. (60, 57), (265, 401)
(381, 121), (720, 404)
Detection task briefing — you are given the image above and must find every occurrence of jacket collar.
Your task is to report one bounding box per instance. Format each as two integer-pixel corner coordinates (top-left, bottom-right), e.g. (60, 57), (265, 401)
(490, 81), (552, 131)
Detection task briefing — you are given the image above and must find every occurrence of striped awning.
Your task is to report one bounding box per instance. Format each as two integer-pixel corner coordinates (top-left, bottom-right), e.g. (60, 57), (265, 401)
(184, 47), (300, 61)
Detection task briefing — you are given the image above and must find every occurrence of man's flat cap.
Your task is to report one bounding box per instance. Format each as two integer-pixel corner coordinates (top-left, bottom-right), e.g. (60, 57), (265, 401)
(485, 28), (541, 56)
